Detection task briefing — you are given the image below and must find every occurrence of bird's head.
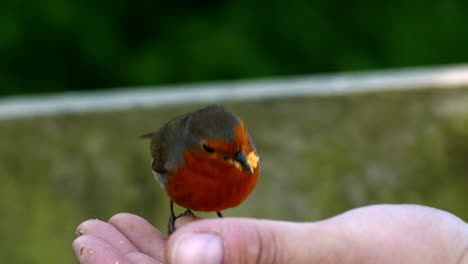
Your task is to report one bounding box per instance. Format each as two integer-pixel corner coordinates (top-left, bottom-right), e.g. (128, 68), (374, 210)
(184, 105), (260, 175)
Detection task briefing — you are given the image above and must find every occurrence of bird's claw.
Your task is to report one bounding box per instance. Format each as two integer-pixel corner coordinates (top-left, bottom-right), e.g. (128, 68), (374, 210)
(167, 209), (196, 236)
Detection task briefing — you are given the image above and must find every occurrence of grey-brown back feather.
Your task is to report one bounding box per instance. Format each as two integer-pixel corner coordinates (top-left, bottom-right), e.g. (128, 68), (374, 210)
(144, 105), (243, 175)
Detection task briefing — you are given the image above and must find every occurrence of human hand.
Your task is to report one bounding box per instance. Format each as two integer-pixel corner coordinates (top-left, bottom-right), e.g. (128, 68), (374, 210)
(73, 204), (468, 264)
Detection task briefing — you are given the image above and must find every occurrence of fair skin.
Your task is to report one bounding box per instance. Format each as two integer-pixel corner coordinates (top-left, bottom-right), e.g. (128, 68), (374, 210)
(73, 204), (468, 264)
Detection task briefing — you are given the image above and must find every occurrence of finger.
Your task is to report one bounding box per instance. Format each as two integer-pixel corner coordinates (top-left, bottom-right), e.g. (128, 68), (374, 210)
(166, 218), (340, 264)
(174, 215), (202, 230)
(109, 213), (166, 262)
(76, 219), (138, 255)
(126, 252), (163, 264)
(72, 235), (132, 264)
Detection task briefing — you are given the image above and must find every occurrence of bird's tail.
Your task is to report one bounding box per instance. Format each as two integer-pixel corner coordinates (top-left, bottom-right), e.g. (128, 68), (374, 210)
(139, 132), (154, 139)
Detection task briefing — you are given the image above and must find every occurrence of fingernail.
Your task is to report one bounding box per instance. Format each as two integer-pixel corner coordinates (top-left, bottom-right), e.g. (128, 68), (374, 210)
(172, 233), (223, 264)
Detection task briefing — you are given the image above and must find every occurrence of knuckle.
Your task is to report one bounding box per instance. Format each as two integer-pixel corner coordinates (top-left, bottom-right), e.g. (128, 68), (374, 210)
(252, 223), (282, 264)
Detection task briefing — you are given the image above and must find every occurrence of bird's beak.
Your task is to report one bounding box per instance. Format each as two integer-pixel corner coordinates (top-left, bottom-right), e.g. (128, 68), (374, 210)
(233, 151), (253, 174)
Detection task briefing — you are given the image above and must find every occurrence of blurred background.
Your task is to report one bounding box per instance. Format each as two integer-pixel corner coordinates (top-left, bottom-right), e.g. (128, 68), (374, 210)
(1, 1), (468, 263)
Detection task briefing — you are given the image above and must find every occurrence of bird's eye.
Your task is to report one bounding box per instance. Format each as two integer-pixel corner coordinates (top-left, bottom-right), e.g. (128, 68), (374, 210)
(202, 144), (215, 153)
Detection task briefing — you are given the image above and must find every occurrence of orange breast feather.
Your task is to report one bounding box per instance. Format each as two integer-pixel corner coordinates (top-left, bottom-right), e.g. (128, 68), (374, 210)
(165, 136), (259, 212)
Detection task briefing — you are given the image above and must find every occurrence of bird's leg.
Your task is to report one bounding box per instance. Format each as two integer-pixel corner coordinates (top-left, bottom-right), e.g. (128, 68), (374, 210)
(167, 201), (197, 236)
(216, 211), (223, 218)
(167, 200), (177, 235)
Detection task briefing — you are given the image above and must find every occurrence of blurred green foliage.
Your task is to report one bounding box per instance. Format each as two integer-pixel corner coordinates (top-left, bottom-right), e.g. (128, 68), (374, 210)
(1, 1), (468, 96)
(1, 88), (468, 262)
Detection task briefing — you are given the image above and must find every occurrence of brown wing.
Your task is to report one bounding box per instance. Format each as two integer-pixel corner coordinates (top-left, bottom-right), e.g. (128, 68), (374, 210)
(142, 111), (192, 176)
(141, 130), (168, 174)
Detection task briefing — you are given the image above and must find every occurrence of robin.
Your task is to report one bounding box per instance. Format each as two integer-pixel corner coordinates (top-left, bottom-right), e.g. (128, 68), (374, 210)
(141, 105), (260, 234)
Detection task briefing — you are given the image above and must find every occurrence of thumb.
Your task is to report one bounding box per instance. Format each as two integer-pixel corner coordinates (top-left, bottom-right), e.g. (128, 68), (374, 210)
(166, 218), (342, 264)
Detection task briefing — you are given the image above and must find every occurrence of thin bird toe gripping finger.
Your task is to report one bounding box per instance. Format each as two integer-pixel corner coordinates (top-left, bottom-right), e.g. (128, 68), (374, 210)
(177, 209), (195, 219)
